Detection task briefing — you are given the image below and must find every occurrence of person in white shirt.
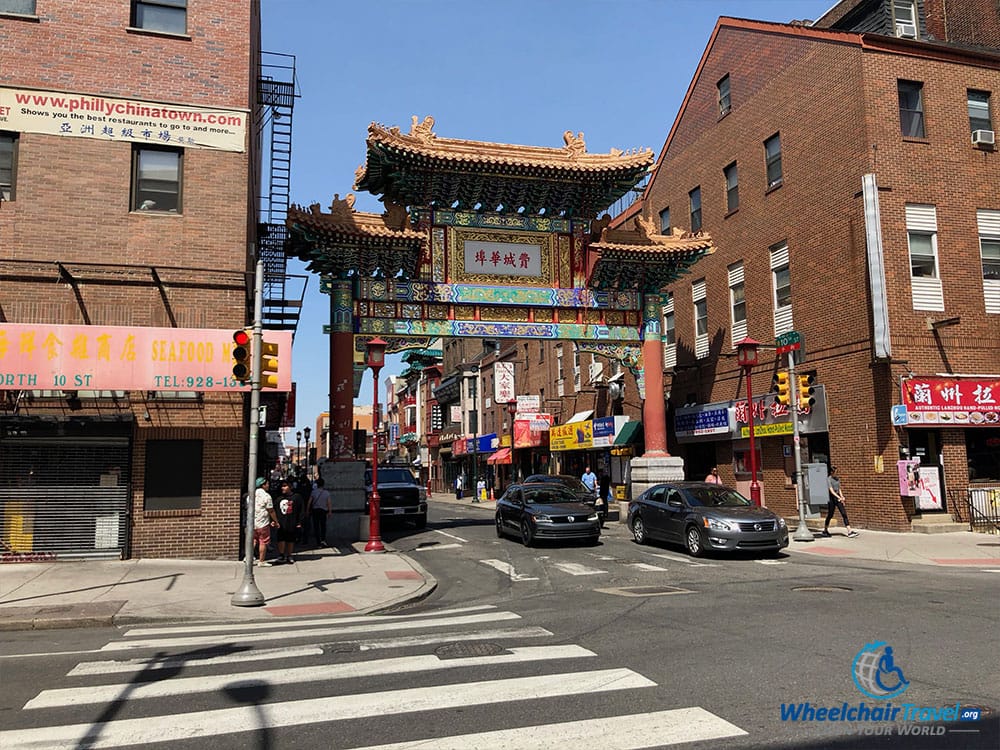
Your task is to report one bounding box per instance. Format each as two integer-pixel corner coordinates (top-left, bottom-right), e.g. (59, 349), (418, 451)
(253, 478), (278, 566)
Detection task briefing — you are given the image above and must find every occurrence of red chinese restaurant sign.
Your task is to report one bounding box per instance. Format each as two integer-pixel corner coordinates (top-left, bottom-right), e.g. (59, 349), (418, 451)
(0, 323), (292, 392)
(901, 377), (999, 427)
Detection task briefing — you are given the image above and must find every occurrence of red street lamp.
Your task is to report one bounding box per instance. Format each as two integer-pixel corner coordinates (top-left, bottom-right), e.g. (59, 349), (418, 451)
(365, 337), (388, 553)
(736, 337), (762, 506)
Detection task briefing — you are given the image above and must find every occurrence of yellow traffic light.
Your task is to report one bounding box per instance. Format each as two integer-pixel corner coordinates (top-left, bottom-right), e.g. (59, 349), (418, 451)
(232, 329), (252, 383)
(798, 374), (816, 409)
(772, 371), (791, 406)
(260, 340), (279, 389)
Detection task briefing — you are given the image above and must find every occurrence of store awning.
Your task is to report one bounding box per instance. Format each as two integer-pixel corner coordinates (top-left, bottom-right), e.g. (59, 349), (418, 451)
(487, 447), (512, 465)
(614, 421), (642, 446)
(565, 410), (594, 424)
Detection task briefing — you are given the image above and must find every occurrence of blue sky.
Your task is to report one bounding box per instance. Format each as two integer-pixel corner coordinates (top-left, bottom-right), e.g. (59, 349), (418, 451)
(261, 0), (835, 434)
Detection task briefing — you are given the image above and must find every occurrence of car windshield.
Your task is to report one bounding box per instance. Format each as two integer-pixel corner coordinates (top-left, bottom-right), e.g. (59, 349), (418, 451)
(525, 475), (589, 493)
(523, 488), (578, 505)
(686, 487), (754, 507)
(365, 469), (416, 484)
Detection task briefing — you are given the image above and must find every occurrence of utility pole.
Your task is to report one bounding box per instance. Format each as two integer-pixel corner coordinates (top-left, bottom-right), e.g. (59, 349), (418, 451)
(789, 350), (814, 542)
(232, 260), (266, 606)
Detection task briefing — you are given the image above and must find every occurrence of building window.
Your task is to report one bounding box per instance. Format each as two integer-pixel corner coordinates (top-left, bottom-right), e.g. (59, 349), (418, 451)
(659, 207), (671, 234)
(689, 187), (702, 232)
(764, 133), (782, 189)
(717, 74), (731, 116)
(898, 80), (925, 138)
(770, 242), (793, 335)
(132, 146), (181, 212)
(538, 341), (544, 364)
(893, 0), (918, 38)
(662, 293), (676, 369)
(0, 1), (36, 13)
(978, 209), (1000, 314)
(144, 439), (202, 511)
(556, 343), (563, 381)
(0, 131), (17, 202)
(692, 279), (709, 359)
(906, 204), (944, 311)
(966, 429), (1000, 482)
(908, 231), (938, 278)
(132, 0), (187, 34)
(968, 90), (992, 134)
(724, 162), (739, 214)
(729, 262), (747, 345)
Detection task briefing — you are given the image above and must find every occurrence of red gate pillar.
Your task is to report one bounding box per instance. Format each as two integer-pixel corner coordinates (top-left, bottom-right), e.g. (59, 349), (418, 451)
(641, 293), (669, 457)
(329, 278), (355, 459)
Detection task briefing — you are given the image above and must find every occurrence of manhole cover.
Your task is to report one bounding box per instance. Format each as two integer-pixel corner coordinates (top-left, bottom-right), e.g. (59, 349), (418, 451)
(434, 642), (507, 659)
(792, 585), (853, 593)
(595, 584), (694, 597)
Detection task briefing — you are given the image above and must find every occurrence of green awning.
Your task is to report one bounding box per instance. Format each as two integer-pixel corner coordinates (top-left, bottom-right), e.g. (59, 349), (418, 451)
(614, 421), (642, 446)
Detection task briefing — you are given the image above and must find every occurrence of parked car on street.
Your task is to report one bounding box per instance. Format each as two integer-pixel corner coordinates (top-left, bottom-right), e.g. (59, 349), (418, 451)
(523, 473), (605, 519)
(495, 482), (601, 546)
(627, 481), (788, 557)
(364, 467), (427, 528)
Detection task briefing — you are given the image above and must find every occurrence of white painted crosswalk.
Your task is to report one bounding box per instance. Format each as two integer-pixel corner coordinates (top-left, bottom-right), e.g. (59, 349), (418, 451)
(2, 604), (749, 750)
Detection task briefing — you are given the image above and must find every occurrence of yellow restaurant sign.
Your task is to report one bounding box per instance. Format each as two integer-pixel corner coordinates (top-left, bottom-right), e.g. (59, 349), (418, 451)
(549, 420), (593, 451)
(740, 422), (793, 438)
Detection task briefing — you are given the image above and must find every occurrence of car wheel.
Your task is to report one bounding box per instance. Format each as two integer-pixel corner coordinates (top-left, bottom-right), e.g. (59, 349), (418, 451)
(631, 515), (647, 545)
(520, 519), (535, 547)
(495, 513), (504, 538)
(685, 525), (706, 558)
(414, 512), (427, 529)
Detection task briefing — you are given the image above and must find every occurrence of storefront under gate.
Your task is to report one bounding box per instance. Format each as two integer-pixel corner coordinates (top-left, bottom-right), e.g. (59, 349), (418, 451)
(1, 420), (132, 559)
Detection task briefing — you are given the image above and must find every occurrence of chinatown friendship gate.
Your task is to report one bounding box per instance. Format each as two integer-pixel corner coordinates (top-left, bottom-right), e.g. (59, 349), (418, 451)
(285, 116), (716, 498)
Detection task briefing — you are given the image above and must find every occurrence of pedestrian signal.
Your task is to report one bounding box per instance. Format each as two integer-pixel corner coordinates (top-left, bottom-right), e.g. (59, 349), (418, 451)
(772, 371), (791, 406)
(260, 340), (279, 389)
(797, 374), (816, 409)
(232, 329), (252, 382)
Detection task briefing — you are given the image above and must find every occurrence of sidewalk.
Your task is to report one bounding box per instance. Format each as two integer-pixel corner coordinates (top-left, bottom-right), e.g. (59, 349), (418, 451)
(0, 541), (435, 632)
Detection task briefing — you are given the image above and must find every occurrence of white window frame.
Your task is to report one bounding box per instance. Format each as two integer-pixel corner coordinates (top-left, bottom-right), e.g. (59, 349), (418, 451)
(662, 294), (677, 369)
(893, 0), (917, 38)
(729, 263), (747, 346)
(724, 162), (739, 214)
(968, 90), (992, 134)
(764, 133), (782, 189)
(906, 204), (944, 311)
(978, 209), (1000, 314)
(692, 280), (709, 359)
(556, 343), (564, 397)
(770, 242), (793, 335)
(689, 187), (702, 233)
(717, 74), (731, 117)
(573, 345), (581, 390)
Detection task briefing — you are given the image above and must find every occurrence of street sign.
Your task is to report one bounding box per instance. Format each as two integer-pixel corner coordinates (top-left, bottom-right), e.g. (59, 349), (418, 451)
(891, 405), (908, 426)
(775, 330), (802, 355)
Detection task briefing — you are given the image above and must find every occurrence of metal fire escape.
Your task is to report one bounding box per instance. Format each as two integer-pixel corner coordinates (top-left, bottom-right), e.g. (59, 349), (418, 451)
(258, 52), (305, 331)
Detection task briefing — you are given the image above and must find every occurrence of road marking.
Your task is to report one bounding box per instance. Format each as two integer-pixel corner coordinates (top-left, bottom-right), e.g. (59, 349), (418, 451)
(348, 707), (747, 749)
(980, 569), (1000, 573)
(754, 559), (787, 565)
(413, 543), (462, 551)
(480, 559), (539, 581)
(103, 611), (522, 651)
(550, 562), (606, 576)
(0, 669), (655, 749)
(433, 529), (468, 543)
(357, 625), (554, 651)
(648, 552), (717, 567)
(628, 563), (670, 572)
(28, 645), (596, 709)
(68, 645), (325, 676)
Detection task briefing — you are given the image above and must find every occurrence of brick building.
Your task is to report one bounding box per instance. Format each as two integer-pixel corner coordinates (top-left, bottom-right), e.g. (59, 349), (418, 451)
(617, 0), (999, 530)
(1, 1), (296, 558)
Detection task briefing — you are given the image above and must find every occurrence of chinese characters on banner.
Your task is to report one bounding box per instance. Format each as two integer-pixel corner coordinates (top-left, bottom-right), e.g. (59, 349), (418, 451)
(463, 240), (542, 277)
(494, 361), (515, 403)
(900, 377), (999, 427)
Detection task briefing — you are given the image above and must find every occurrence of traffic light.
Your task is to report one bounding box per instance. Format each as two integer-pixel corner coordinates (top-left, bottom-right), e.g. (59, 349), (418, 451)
(797, 374), (816, 409)
(259, 339), (279, 389)
(772, 371), (791, 406)
(231, 329), (252, 383)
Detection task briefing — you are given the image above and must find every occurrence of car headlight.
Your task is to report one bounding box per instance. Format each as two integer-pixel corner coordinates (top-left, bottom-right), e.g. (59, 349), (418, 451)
(777, 517), (787, 528)
(703, 517), (733, 532)
(587, 513), (599, 521)
(533, 514), (553, 524)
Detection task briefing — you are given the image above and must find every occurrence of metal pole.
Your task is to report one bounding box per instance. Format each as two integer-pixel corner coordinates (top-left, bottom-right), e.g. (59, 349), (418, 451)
(471, 369), (479, 502)
(746, 364), (761, 506)
(365, 365), (385, 552)
(789, 351), (815, 541)
(232, 260), (266, 607)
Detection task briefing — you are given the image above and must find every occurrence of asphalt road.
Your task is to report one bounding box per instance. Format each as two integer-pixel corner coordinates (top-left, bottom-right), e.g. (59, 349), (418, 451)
(0, 500), (996, 750)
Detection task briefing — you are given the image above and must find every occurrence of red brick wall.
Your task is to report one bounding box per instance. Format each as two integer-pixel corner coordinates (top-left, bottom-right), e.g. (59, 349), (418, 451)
(1, 2), (257, 558)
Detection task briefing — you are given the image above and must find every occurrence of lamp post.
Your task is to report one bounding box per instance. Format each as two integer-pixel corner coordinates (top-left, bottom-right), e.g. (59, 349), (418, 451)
(736, 337), (762, 506)
(295, 430), (302, 471)
(303, 426), (311, 478)
(507, 401), (517, 489)
(467, 365), (479, 502)
(365, 337), (387, 553)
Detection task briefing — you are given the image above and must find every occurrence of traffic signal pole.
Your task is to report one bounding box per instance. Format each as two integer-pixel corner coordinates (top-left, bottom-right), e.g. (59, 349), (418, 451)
(232, 260), (267, 606)
(788, 351), (814, 542)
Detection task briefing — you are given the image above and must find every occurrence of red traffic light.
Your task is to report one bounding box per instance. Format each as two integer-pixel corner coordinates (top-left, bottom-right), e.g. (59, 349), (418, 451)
(233, 329), (251, 346)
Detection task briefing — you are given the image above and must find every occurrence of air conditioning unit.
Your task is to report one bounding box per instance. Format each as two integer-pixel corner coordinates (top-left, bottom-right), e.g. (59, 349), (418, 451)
(972, 130), (995, 147)
(895, 23), (917, 39)
(608, 382), (625, 401)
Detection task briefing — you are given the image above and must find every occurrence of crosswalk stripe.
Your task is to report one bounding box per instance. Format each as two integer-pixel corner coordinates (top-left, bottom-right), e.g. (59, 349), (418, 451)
(67, 645), (325, 676)
(101, 611), (521, 652)
(479, 559), (539, 581)
(649, 552), (717, 567)
(357, 626), (553, 651)
(550, 562), (606, 576)
(413, 543), (462, 551)
(347, 707), (748, 749)
(629, 563), (669, 572)
(28, 645), (596, 709)
(122, 604), (498, 637)
(433, 529), (467, 542)
(1, 669), (656, 750)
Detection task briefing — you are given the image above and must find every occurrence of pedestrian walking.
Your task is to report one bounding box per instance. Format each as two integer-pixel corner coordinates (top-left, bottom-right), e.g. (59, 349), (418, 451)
(823, 466), (858, 537)
(581, 466), (597, 496)
(704, 467), (722, 484)
(476, 477), (486, 503)
(308, 477), (331, 547)
(274, 479), (304, 563)
(455, 473), (464, 500)
(252, 477), (278, 566)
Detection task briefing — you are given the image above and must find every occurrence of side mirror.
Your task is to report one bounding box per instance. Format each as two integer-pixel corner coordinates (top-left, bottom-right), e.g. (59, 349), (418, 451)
(667, 497), (683, 508)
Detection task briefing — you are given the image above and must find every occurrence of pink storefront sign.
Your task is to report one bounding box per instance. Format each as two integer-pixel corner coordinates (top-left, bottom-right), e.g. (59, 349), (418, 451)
(0, 323), (292, 392)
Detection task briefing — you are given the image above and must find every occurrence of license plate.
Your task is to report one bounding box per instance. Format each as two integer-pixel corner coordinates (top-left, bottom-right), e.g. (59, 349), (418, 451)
(390, 508), (405, 514)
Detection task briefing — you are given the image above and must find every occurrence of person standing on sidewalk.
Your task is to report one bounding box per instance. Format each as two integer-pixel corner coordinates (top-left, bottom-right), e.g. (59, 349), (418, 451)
(308, 477), (332, 547)
(823, 466), (859, 537)
(253, 477), (278, 566)
(581, 466), (598, 497)
(274, 479), (304, 563)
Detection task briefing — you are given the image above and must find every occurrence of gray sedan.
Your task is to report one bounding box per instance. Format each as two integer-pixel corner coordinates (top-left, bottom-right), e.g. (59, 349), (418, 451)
(496, 483), (601, 546)
(627, 481), (788, 557)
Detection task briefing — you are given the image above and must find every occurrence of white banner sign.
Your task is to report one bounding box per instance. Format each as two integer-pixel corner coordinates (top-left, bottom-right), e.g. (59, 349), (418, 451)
(494, 361), (515, 403)
(1, 86), (247, 152)
(464, 240), (542, 277)
(450, 405), (462, 423)
(517, 394), (540, 413)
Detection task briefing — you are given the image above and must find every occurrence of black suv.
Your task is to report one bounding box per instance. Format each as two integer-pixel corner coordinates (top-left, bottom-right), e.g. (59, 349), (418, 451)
(364, 467), (428, 528)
